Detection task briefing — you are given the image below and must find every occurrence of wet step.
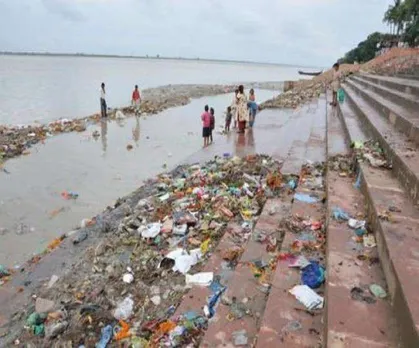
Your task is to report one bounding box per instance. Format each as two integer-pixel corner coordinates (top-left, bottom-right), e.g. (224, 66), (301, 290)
(338, 93), (419, 347)
(256, 167), (326, 347)
(352, 75), (419, 111)
(342, 82), (419, 205)
(359, 73), (419, 97)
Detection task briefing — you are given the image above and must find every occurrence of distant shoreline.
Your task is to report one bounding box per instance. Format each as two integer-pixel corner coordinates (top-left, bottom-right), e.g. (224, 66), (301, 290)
(0, 51), (319, 69)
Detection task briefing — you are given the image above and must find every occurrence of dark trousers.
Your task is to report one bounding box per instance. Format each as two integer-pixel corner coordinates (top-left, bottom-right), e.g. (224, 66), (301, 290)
(100, 98), (107, 118)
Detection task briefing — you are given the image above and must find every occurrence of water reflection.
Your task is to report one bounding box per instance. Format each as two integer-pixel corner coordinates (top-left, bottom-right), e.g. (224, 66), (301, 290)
(132, 115), (140, 146)
(100, 119), (108, 154)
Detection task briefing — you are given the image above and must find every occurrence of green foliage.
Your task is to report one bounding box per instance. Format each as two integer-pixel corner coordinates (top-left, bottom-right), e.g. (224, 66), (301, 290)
(339, 32), (396, 64)
(340, 0), (418, 64)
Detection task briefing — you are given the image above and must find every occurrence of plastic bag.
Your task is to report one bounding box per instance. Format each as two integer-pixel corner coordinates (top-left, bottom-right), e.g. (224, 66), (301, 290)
(338, 88), (345, 103)
(114, 297), (134, 320)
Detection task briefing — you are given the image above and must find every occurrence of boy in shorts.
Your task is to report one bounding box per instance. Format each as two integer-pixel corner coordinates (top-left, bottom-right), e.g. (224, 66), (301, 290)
(201, 105), (211, 147)
(225, 106), (232, 132)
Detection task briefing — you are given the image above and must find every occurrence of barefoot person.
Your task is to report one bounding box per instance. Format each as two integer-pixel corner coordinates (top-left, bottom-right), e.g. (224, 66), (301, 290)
(330, 63), (341, 107)
(225, 106), (232, 132)
(236, 85), (248, 133)
(248, 88), (257, 127)
(131, 85), (141, 107)
(100, 82), (107, 118)
(209, 107), (215, 143)
(201, 105), (211, 147)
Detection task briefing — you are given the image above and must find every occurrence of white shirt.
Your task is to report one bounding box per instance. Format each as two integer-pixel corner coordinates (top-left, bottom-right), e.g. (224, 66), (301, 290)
(100, 88), (106, 100)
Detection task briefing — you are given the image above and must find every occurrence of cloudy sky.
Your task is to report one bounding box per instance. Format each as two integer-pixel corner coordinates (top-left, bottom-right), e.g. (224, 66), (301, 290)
(0, 0), (392, 66)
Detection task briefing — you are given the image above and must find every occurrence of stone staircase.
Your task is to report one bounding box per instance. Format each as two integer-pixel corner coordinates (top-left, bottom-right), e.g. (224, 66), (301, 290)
(337, 73), (419, 347)
(171, 73), (419, 347)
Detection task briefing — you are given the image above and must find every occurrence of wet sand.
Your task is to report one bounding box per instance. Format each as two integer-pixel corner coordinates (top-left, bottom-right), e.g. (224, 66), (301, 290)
(0, 90), (277, 267)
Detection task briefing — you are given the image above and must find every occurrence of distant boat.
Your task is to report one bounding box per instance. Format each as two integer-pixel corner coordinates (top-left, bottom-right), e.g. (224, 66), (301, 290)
(298, 70), (323, 76)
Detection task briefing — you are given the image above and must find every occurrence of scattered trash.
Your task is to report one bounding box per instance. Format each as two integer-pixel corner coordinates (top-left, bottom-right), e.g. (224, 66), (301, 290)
(61, 191), (79, 200)
(139, 223), (161, 238)
(369, 284), (387, 299)
(301, 262), (325, 289)
(348, 218), (366, 229)
(114, 320), (131, 341)
(294, 193), (319, 204)
(114, 296), (134, 320)
(363, 234), (377, 248)
(96, 324), (113, 348)
(332, 207), (350, 221)
(232, 329), (248, 346)
(126, 144), (133, 151)
(122, 273), (134, 284)
(45, 321), (68, 339)
(47, 274), (59, 288)
(0, 265), (10, 278)
(72, 230), (88, 244)
(289, 285), (324, 310)
(282, 320), (303, 332)
(185, 272), (214, 286)
(288, 179), (297, 190)
(35, 297), (55, 313)
(350, 286), (376, 304)
(288, 255), (311, 269)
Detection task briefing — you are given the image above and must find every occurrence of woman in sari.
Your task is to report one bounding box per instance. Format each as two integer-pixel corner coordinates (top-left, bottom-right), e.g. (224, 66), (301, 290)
(235, 85), (248, 133)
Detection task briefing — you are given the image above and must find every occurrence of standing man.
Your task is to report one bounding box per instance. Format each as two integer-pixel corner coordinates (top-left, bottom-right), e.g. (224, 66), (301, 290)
(100, 82), (107, 118)
(131, 85), (141, 107)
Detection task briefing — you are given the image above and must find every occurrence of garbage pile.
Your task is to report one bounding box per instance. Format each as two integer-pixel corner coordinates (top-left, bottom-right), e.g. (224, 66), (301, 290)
(13, 154), (287, 347)
(0, 119), (87, 162)
(351, 140), (391, 169)
(260, 82), (325, 109)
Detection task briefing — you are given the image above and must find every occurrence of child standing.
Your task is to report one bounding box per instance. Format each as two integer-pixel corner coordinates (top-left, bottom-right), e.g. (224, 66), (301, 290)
(209, 107), (215, 143)
(225, 106), (232, 132)
(201, 105), (211, 147)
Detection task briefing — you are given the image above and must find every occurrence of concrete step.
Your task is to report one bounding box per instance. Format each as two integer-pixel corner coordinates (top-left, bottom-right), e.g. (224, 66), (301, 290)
(352, 75), (419, 111)
(188, 198), (292, 347)
(359, 73), (419, 98)
(325, 109), (400, 347)
(346, 79), (419, 146)
(338, 96), (419, 348)
(256, 178), (325, 347)
(342, 82), (419, 206)
(393, 74), (419, 81)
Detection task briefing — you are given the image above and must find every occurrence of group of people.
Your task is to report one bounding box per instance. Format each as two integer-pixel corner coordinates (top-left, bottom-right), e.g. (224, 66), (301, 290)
(99, 83), (142, 118)
(201, 85), (258, 147)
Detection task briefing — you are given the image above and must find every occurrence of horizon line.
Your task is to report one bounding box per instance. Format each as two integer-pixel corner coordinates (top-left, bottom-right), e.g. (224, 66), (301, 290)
(0, 51), (323, 69)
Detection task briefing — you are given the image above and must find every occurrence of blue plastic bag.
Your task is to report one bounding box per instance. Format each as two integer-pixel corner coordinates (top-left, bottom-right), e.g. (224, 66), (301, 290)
(301, 262), (325, 289)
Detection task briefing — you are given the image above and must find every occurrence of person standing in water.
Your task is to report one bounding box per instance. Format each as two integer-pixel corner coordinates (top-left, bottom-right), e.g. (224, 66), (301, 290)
(330, 63), (341, 107)
(201, 105), (211, 147)
(132, 85), (141, 107)
(236, 85), (248, 133)
(231, 89), (239, 129)
(209, 107), (215, 143)
(248, 89), (257, 127)
(100, 83), (107, 118)
(225, 106), (232, 132)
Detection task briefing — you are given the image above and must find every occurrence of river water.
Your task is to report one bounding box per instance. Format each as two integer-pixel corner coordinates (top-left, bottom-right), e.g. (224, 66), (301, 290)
(0, 55), (306, 125)
(0, 90), (283, 267)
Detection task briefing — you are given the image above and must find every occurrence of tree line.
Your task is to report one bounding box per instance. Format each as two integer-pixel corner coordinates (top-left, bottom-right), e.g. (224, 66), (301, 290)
(340, 0), (418, 64)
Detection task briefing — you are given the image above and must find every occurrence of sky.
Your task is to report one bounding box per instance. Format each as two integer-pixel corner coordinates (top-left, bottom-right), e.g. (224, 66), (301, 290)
(0, 0), (393, 67)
